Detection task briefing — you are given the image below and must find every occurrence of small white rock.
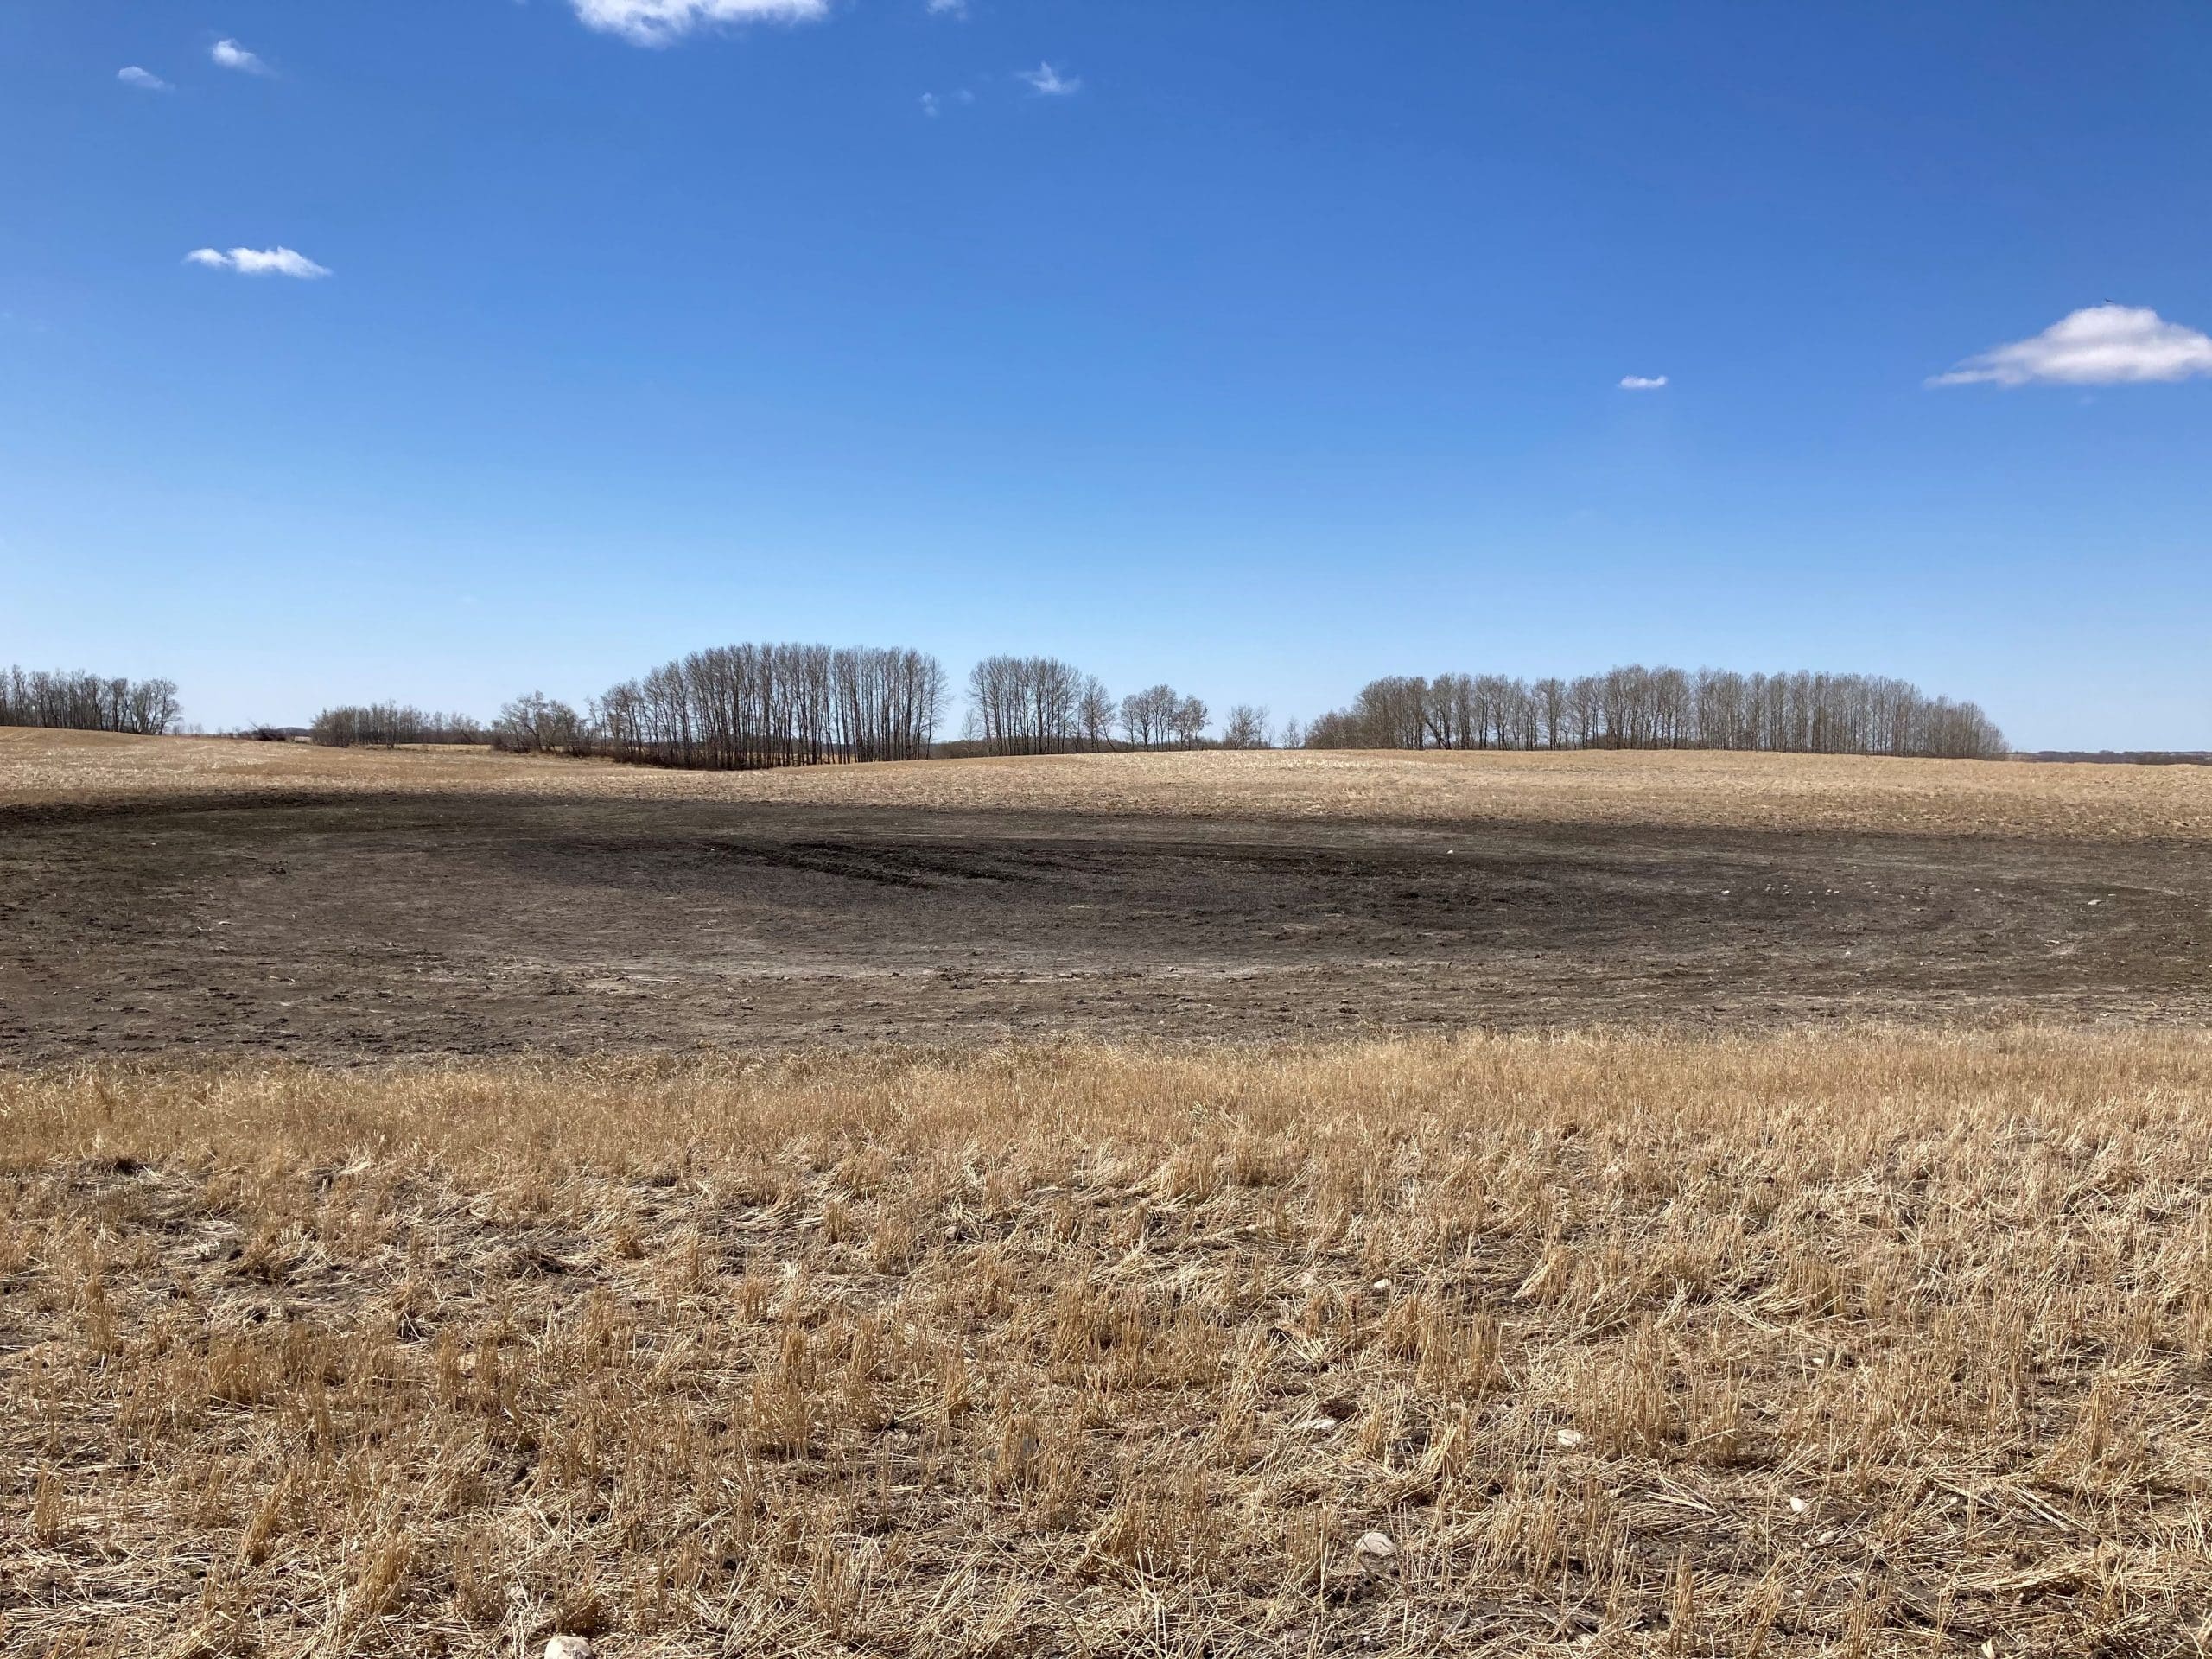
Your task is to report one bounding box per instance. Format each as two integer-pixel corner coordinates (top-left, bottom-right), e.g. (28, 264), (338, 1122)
(545, 1638), (594, 1659)
(1555, 1427), (1586, 1449)
(1293, 1414), (1341, 1433)
(1353, 1530), (1396, 1562)
(1789, 1497), (1808, 1515)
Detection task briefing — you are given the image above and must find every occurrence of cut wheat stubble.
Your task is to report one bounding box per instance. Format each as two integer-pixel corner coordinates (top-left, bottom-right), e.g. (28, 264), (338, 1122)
(2, 1027), (2209, 1656)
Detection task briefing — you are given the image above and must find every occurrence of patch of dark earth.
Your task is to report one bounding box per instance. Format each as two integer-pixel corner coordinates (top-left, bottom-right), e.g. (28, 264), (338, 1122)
(1, 792), (2207, 1061)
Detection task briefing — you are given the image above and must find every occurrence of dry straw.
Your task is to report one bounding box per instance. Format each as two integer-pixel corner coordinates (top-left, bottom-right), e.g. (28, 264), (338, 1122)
(3, 1027), (2209, 1655)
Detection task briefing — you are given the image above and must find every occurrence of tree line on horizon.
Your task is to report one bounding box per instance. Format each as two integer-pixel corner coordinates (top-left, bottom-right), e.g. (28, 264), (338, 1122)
(3, 650), (2007, 764)
(0, 666), (181, 736)
(302, 649), (1999, 766)
(1305, 665), (2006, 759)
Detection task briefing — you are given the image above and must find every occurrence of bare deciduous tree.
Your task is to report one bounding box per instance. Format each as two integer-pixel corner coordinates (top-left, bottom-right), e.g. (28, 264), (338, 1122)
(1077, 676), (1116, 750)
(491, 692), (583, 754)
(1220, 704), (1271, 749)
(1172, 693), (1211, 748)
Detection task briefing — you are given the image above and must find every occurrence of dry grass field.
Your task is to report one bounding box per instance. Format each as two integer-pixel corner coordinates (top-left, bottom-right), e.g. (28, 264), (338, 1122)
(9, 728), (2212, 842)
(5, 1031), (2211, 1657)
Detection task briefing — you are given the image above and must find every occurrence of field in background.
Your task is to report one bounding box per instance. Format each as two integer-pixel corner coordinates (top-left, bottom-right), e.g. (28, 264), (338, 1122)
(9, 726), (2212, 842)
(4, 1031), (2210, 1656)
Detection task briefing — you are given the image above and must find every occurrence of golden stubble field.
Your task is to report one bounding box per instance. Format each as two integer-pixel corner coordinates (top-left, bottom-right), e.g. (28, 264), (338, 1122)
(4, 1031), (2210, 1656)
(8, 728), (2212, 842)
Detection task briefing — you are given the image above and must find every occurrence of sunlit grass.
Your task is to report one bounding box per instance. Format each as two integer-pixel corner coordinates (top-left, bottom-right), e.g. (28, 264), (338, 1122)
(5, 1028), (2209, 1655)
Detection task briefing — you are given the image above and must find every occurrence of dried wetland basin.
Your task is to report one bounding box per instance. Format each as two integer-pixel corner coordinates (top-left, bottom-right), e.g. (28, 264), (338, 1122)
(3, 733), (2210, 1058)
(3, 732), (2210, 1656)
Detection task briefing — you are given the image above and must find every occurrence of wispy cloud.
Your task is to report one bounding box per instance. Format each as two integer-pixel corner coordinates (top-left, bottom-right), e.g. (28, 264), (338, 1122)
(571, 0), (830, 46)
(1017, 61), (1079, 96)
(919, 87), (973, 116)
(1930, 304), (2212, 388)
(925, 0), (968, 16)
(118, 66), (172, 92)
(1618, 374), (1668, 391)
(211, 39), (271, 74)
(187, 247), (332, 279)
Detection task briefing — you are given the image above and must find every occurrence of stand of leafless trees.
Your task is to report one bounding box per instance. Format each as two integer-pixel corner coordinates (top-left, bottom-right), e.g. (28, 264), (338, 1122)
(0, 667), (180, 735)
(489, 693), (583, 754)
(1119, 684), (1211, 749)
(1305, 665), (2006, 759)
(594, 643), (946, 769)
(309, 705), (486, 747)
(963, 657), (1114, 755)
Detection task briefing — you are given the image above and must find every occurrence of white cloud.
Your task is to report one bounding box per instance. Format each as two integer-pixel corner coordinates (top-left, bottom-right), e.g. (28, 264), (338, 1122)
(212, 39), (270, 74)
(920, 92), (941, 116)
(187, 247), (332, 279)
(571, 0), (829, 45)
(1930, 304), (2212, 388)
(1017, 60), (1079, 96)
(1618, 374), (1668, 391)
(925, 0), (968, 16)
(118, 66), (172, 92)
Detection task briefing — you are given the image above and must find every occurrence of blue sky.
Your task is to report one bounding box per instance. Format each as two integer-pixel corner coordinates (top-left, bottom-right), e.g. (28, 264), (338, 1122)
(3, 2), (2209, 747)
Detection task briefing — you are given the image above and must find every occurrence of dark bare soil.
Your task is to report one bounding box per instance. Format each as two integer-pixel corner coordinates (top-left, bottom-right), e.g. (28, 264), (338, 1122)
(3, 792), (2208, 1060)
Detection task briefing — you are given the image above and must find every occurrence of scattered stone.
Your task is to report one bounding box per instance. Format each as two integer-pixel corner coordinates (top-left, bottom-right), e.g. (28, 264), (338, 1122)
(1352, 1531), (1397, 1570)
(545, 1638), (594, 1659)
(1789, 1496), (1808, 1515)
(1555, 1427), (1586, 1449)
(1292, 1414), (1341, 1433)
